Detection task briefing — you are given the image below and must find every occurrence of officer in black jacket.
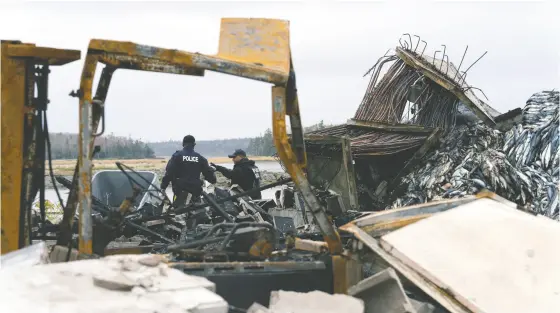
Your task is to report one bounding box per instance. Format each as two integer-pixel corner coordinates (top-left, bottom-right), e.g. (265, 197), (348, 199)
(161, 135), (216, 208)
(211, 149), (262, 200)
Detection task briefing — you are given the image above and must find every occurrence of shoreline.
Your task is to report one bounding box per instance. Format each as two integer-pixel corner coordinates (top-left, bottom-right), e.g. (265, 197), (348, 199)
(43, 157), (286, 190)
(47, 156), (277, 175)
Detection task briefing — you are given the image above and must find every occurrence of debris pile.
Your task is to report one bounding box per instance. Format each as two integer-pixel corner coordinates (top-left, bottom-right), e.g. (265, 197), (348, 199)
(248, 290), (364, 313)
(392, 91), (559, 220)
(0, 253), (229, 313)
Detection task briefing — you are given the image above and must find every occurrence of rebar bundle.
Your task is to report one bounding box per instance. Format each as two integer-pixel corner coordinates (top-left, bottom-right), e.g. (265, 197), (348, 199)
(354, 56), (460, 129)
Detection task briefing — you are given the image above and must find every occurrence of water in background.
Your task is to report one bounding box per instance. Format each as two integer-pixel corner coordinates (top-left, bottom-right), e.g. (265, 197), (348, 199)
(40, 160), (284, 206)
(214, 160), (282, 172)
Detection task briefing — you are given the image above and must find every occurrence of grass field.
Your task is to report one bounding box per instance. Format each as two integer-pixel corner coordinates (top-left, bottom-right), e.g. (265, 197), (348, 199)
(48, 156), (276, 175)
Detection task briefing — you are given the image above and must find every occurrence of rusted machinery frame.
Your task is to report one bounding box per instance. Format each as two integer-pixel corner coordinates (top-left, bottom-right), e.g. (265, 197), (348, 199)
(395, 47), (496, 127)
(1, 41), (80, 254)
(273, 86), (342, 254)
(67, 22), (342, 255)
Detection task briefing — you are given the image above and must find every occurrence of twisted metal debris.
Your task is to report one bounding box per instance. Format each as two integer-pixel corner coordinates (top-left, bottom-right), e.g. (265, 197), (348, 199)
(353, 34), (494, 130)
(353, 57), (461, 129)
(391, 91), (560, 220)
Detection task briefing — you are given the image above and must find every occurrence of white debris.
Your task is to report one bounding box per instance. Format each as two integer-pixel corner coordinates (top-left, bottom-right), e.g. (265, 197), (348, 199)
(0, 241), (50, 269)
(268, 290), (364, 313)
(0, 254), (228, 313)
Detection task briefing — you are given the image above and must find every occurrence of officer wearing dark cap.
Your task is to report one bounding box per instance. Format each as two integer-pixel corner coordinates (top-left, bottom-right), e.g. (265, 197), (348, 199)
(211, 149), (262, 200)
(161, 135), (216, 208)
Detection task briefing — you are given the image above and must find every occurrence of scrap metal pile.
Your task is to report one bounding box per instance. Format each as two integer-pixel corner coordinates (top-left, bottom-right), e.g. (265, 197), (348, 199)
(307, 35), (558, 222)
(46, 163), (356, 261)
(392, 91), (560, 219)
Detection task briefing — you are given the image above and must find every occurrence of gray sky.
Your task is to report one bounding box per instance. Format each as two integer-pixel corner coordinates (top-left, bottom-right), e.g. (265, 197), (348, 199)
(1, 1), (558, 141)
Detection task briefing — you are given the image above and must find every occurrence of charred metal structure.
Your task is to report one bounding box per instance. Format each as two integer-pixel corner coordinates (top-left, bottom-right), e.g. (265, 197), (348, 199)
(307, 34), (503, 210)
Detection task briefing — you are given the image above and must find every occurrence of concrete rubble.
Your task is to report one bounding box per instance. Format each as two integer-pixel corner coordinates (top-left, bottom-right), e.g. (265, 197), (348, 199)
(246, 290), (364, 313)
(0, 241), (50, 269)
(348, 268), (417, 313)
(0, 254), (228, 313)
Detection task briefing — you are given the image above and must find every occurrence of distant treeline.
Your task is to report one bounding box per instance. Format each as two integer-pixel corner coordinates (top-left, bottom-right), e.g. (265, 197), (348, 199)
(48, 121), (332, 159)
(49, 133), (156, 159)
(149, 138), (251, 157)
(246, 121), (331, 156)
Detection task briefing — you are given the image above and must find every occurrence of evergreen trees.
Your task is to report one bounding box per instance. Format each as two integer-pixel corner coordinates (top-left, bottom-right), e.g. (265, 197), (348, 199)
(149, 138), (251, 157)
(245, 121), (330, 156)
(48, 133), (155, 159)
(246, 128), (276, 156)
(48, 121), (332, 159)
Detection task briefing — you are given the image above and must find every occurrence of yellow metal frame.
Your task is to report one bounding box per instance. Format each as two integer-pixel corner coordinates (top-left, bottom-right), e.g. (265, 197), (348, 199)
(62, 18), (342, 255)
(1, 40), (80, 254)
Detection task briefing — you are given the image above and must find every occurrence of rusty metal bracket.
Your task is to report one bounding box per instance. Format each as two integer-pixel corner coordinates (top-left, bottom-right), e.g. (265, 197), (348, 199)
(66, 18), (343, 255)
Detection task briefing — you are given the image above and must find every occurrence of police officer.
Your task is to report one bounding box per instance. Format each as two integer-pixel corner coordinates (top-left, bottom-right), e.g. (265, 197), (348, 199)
(160, 135), (216, 208)
(211, 149), (262, 200)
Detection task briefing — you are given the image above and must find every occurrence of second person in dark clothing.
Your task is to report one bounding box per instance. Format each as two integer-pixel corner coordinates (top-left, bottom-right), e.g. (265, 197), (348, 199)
(161, 135), (217, 208)
(211, 149), (262, 200)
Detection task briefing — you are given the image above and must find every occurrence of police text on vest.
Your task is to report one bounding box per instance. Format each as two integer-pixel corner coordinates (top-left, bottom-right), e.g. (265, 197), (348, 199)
(183, 156), (199, 162)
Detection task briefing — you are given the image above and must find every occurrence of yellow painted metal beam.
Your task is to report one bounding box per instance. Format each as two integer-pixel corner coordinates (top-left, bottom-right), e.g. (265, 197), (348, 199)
(272, 86), (342, 254)
(0, 41), (80, 255)
(1, 43), (26, 254)
(5, 43), (80, 65)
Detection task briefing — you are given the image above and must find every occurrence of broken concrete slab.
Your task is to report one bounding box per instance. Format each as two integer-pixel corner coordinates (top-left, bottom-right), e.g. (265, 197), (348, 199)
(268, 290), (364, 313)
(0, 241), (50, 269)
(49, 245), (79, 263)
(410, 299), (437, 313)
(247, 303), (273, 313)
(380, 198), (560, 313)
(0, 254), (227, 313)
(348, 267), (416, 313)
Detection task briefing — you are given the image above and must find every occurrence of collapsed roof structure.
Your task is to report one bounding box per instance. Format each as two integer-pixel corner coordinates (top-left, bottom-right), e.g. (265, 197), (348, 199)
(309, 34), (503, 158)
(305, 35), (522, 211)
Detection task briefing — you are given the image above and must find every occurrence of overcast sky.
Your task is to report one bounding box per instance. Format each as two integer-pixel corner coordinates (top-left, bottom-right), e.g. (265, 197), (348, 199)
(1, 1), (558, 142)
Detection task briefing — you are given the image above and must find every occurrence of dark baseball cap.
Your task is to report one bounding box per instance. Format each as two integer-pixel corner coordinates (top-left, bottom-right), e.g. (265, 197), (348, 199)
(228, 149), (246, 158)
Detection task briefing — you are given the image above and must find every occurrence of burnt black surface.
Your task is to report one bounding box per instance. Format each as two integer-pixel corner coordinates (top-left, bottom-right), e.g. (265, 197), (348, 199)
(183, 259), (334, 309)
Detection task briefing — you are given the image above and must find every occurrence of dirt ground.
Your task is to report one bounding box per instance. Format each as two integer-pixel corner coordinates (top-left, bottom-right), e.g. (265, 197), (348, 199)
(48, 156), (276, 176)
